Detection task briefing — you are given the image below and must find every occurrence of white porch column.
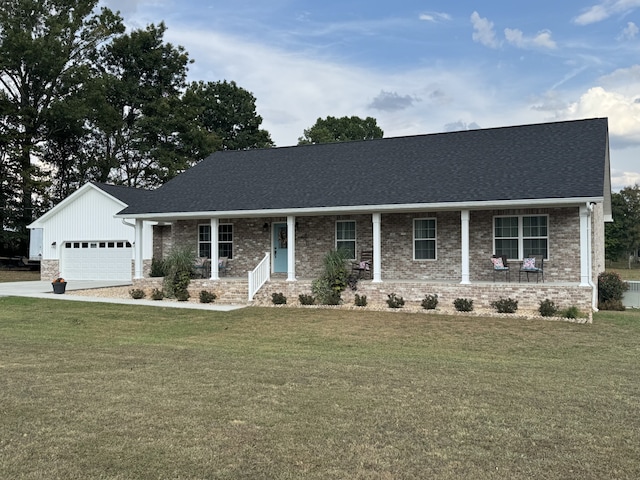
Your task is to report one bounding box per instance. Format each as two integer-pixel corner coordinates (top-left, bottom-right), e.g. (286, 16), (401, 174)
(579, 205), (591, 287)
(372, 213), (382, 283)
(460, 210), (470, 284)
(134, 219), (144, 279)
(210, 217), (219, 280)
(287, 216), (296, 281)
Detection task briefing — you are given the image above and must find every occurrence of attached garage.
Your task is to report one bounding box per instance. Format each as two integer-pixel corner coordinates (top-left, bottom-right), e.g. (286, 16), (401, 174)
(61, 241), (133, 281)
(28, 182), (154, 282)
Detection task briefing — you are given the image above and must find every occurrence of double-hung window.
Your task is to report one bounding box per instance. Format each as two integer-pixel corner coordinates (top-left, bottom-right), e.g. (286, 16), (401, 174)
(414, 218), (436, 260)
(494, 215), (548, 259)
(336, 220), (356, 259)
(198, 224), (233, 259)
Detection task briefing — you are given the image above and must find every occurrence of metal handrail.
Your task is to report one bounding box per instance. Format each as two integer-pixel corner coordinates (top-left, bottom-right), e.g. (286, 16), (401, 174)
(248, 252), (270, 301)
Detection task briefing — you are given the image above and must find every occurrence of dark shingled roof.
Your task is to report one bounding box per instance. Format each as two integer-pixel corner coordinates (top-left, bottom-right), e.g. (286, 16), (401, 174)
(92, 182), (154, 206)
(118, 118), (609, 216)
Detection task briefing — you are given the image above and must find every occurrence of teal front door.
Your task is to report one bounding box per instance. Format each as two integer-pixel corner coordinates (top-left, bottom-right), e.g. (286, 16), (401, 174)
(273, 223), (288, 273)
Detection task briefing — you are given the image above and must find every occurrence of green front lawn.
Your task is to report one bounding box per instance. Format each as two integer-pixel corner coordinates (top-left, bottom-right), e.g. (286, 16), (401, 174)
(1, 299), (639, 479)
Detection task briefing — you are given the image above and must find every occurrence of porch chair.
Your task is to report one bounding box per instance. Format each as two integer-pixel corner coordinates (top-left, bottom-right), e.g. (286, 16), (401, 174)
(519, 255), (544, 283)
(218, 257), (228, 277)
(491, 254), (510, 282)
(193, 257), (208, 278)
(352, 250), (373, 279)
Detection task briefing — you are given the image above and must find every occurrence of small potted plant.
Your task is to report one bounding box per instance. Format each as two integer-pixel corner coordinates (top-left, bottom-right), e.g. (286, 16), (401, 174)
(52, 276), (67, 294)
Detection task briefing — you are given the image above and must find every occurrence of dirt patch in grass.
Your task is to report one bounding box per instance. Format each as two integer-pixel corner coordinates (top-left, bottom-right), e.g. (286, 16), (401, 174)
(0, 269), (40, 283)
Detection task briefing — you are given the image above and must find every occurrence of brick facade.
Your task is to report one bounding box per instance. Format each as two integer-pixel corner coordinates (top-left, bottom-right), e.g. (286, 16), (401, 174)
(140, 206), (597, 312)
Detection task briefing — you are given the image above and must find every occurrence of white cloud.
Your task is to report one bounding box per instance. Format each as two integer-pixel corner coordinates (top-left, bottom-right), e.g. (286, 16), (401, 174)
(564, 86), (640, 146)
(574, 0), (640, 25)
(618, 21), (639, 39)
(471, 12), (500, 48)
(504, 28), (557, 49)
(419, 12), (452, 23)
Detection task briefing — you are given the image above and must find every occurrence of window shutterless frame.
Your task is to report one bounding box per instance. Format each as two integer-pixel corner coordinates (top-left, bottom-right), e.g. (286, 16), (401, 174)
(413, 218), (437, 260)
(493, 214), (548, 260)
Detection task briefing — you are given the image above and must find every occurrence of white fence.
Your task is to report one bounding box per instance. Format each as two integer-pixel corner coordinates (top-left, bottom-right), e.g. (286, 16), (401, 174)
(248, 253), (270, 301)
(622, 281), (640, 308)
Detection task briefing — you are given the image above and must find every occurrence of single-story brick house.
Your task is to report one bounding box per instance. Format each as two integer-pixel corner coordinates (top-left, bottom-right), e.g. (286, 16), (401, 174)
(114, 118), (611, 312)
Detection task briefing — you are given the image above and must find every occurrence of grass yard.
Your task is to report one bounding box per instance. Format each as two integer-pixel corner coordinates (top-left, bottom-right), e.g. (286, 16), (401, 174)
(1, 299), (639, 479)
(0, 269), (40, 282)
(606, 260), (640, 281)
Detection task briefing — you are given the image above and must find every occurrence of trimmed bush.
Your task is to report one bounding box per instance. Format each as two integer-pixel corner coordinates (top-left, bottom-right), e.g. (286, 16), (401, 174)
(453, 298), (473, 312)
(490, 297), (518, 314)
(129, 288), (145, 299)
(175, 290), (190, 302)
(272, 292), (287, 305)
(598, 272), (629, 310)
(538, 299), (558, 317)
(298, 293), (315, 305)
(199, 290), (217, 304)
(151, 288), (164, 300)
(562, 305), (580, 319)
(354, 294), (367, 307)
(386, 293), (405, 309)
(421, 294), (438, 310)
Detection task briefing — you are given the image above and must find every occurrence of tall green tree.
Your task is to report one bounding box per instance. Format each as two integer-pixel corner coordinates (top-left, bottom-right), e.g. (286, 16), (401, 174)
(0, 0), (124, 253)
(606, 185), (640, 262)
(83, 22), (192, 188)
(298, 115), (383, 145)
(182, 80), (273, 151)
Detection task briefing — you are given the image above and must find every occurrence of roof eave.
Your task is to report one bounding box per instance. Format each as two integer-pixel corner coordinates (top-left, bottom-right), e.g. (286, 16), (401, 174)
(115, 196), (604, 221)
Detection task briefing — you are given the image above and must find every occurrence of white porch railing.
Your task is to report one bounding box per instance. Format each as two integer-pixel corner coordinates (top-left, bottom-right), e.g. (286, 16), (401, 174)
(248, 252), (270, 301)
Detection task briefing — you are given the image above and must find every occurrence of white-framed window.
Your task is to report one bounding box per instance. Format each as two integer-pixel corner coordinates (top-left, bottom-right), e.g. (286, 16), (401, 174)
(494, 215), (548, 260)
(336, 220), (356, 259)
(198, 224), (233, 259)
(414, 218), (437, 260)
(218, 224), (233, 259)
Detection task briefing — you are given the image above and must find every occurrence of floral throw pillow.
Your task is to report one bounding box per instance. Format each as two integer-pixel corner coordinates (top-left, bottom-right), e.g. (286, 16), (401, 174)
(522, 257), (536, 269)
(491, 257), (504, 268)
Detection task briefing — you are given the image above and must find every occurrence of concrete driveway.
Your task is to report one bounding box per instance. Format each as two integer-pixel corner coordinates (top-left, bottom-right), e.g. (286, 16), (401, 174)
(0, 280), (244, 311)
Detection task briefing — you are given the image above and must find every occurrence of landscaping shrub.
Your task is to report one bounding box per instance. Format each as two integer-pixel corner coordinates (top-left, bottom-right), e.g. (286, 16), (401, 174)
(151, 288), (164, 300)
(129, 288), (145, 299)
(354, 294), (367, 307)
(454, 298), (473, 312)
(562, 305), (580, 319)
(598, 272), (629, 310)
(298, 293), (315, 305)
(386, 293), (405, 309)
(175, 290), (190, 302)
(490, 297), (518, 314)
(150, 257), (168, 277)
(312, 249), (350, 305)
(272, 292), (287, 305)
(538, 299), (558, 317)
(163, 247), (196, 299)
(199, 290), (216, 304)
(598, 299), (625, 311)
(421, 294), (438, 310)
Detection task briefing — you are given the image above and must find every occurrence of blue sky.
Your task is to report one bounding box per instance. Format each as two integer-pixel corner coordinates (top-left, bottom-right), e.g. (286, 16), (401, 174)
(102, 0), (640, 190)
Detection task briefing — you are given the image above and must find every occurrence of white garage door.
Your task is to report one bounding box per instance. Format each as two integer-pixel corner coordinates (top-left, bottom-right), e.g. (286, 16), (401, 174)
(61, 241), (133, 281)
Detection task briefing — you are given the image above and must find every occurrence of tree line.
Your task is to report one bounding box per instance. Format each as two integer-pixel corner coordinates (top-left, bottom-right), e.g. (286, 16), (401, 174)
(0, 2), (386, 256)
(0, 0), (273, 255)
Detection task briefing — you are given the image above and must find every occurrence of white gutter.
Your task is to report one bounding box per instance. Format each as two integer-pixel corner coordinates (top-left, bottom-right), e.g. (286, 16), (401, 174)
(115, 196), (604, 221)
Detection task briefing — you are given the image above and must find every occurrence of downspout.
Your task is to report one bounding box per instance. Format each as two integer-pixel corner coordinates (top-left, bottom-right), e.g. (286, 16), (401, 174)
(122, 219), (135, 228)
(587, 202), (598, 311)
